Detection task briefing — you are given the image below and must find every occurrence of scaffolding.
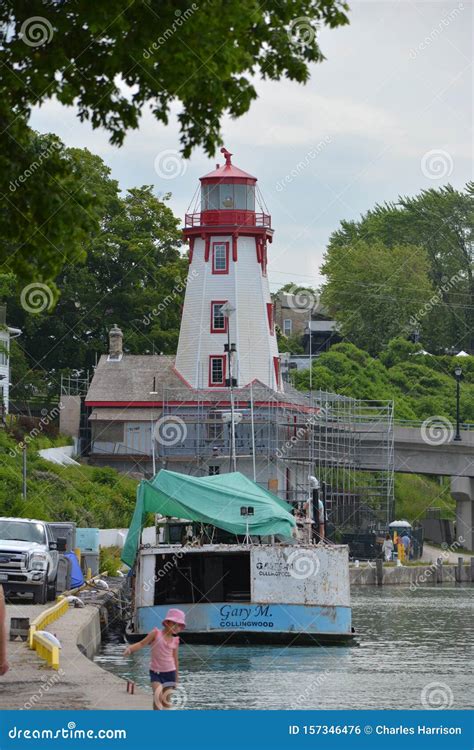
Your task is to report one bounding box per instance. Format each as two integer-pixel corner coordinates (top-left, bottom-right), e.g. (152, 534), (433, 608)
(155, 387), (394, 533)
(60, 373), (91, 396)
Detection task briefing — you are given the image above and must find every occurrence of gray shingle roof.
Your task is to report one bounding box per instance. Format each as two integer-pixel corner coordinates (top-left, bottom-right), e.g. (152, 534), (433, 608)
(85, 354), (309, 407)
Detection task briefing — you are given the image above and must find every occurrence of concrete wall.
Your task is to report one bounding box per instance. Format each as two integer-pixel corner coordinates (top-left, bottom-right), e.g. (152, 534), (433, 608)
(451, 476), (474, 550)
(393, 426), (474, 478)
(59, 395), (81, 438)
(350, 562), (473, 585)
(420, 518), (454, 546)
(76, 606), (102, 659)
(99, 526), (155, 548)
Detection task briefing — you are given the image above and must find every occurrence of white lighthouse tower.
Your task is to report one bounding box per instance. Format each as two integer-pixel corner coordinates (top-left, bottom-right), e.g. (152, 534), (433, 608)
(175, 148), (282, 392)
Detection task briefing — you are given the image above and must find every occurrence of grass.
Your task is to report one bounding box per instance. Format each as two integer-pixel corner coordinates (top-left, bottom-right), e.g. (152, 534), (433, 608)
(394, 473), (454, 522)
(0, 428), (138, 529)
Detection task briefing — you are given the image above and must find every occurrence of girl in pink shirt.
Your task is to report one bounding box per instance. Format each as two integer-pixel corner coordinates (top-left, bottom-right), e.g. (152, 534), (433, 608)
(124, 608), (185, 709)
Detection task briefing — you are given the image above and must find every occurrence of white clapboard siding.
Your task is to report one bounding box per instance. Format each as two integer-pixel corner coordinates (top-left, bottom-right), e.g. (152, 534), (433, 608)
(175, 235), (282, 391)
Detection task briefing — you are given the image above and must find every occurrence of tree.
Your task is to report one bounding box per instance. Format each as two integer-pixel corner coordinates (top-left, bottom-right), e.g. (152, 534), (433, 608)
(293, 340), (474, 423)
(278, 331), (305, 354)
(0, 115), (108, 284)
(5, 180), (186, 387)
(324, 184), (474, 353)
(321, 240), (434, 355)
(0, 2), (349, 154)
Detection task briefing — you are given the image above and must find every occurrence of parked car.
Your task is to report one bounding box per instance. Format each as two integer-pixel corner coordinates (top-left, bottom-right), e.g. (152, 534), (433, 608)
(0, 517), (66, 604)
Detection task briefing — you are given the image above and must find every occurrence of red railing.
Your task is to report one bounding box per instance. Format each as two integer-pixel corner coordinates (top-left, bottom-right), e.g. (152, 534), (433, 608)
(185, 211), (271, 228)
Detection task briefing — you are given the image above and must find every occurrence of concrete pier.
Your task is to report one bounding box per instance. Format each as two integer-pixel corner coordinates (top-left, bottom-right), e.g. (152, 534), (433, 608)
(350, 560), (473, 585)
(1, 603), (150, 710)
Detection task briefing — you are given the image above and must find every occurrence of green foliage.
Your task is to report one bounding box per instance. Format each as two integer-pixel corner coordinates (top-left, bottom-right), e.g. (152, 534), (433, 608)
(0, 121), (107, 284)
(321, 240), (434, 355)
(395, 474), (454, 522)
(99, 546), (123, 576)
(0, 2), (349, 155)
(294, 340), (474, 423)
(3, 160), (186, 391)
(0, 431), (137, 528)
(322, 184), (474, 354)
(277, 330), (305, 354)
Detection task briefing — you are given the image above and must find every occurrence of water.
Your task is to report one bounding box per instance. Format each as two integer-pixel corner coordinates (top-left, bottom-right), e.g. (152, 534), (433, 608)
(94, 586), (474, 710)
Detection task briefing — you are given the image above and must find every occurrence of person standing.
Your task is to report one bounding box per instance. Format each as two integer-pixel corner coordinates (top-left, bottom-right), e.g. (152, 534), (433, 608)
(0, 585), (9, 675)
(124, 608), (185, 709)
(401, 533), (411, 561)
(382, 533), (394, 562)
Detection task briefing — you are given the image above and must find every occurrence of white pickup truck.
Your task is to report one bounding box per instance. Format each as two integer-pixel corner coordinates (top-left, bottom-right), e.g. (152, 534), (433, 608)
(0, 517), (65, 604)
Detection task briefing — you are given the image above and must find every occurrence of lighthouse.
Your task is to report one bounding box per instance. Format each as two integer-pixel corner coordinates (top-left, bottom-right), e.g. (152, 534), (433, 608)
(175, 148), (282, 392)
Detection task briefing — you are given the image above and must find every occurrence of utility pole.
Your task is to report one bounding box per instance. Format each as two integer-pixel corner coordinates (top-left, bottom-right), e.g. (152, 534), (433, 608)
(222, 303), (237, 472)
(22, 444), (27, 499)
(454, 365), (462, 441)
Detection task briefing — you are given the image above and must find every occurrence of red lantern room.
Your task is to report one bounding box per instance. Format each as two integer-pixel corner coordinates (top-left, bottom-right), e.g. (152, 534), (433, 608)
(184, 148), (272, 230)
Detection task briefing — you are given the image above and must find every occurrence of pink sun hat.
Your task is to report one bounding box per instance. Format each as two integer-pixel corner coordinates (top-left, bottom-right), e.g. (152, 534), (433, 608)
(163, 608), (186, 627)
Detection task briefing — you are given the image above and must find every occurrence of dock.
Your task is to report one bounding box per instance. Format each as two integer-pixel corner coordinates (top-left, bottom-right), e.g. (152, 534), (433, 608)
(1, 601), (150, 710)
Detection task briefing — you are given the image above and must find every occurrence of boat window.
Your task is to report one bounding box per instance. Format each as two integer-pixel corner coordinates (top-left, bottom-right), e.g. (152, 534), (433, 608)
(153, 552), (251, 605)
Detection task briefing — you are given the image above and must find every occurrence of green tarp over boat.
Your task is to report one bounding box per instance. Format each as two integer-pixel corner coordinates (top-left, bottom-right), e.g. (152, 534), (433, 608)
(121, 470), (296, 567)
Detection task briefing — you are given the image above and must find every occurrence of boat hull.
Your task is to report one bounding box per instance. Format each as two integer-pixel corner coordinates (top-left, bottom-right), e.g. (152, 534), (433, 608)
(134, 602), (354, 645)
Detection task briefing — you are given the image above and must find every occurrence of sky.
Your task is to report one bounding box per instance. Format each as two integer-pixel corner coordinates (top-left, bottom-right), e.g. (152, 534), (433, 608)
(30, 0), (473, 294)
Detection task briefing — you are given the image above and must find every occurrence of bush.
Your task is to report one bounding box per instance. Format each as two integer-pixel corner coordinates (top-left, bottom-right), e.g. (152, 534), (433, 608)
(295, 339), (474, 424)
(0, 430), (138, 527)
(99, 545), (123, 576)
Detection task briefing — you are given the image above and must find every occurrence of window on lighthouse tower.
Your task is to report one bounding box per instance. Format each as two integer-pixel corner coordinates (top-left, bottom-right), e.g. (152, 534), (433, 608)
(211, 301), (228, 333)
(212, 242), (229, 274)
(209, 355), (226, 387)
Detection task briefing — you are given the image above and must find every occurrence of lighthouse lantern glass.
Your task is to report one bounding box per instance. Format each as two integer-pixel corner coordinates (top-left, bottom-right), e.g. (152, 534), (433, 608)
(201, 183), (255, 211)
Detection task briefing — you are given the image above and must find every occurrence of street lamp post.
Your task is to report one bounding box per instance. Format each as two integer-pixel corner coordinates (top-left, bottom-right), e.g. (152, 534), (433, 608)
(221, 303), (237, 471)
(454, 365), (463, 441)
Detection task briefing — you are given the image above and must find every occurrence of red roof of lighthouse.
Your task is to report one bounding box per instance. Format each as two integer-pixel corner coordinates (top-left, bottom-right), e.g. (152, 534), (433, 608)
(200, 147), (257, 182)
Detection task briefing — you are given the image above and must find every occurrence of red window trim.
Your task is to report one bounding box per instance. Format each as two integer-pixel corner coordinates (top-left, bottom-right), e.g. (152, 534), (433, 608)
(266, 302), (274, 335)
(212, 241), (229, 274)
(273, 356), (281, 388)
(210, 300), (228, 333)
(208, 355), (227, 387)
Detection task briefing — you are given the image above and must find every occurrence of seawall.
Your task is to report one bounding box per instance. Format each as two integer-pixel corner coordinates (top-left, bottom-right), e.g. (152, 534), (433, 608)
(350, 560), (474, 586)
(2, 598), (150, 710)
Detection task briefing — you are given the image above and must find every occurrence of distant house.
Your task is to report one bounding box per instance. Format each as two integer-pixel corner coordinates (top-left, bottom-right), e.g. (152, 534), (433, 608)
(0, 305), (22, 415)
(273, 291), (340, 354)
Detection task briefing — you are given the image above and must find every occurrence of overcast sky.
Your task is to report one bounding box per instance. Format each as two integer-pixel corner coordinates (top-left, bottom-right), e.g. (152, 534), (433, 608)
(31, 0), (473, 293)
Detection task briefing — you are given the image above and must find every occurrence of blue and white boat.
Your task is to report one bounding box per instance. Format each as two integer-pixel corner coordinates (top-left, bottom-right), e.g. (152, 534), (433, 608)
(124, 470), (354, 645)
(132, 541), (353, 645)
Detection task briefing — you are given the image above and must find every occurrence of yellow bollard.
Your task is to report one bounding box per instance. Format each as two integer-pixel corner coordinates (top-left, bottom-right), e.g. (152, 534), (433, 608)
(87, 567), (92, 581)
(74, 548), (81, 565)
(398, 543), (404, 562)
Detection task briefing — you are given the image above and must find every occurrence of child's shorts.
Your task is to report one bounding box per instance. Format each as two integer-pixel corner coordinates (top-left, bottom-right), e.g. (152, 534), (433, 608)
(149, 669), (177, 687)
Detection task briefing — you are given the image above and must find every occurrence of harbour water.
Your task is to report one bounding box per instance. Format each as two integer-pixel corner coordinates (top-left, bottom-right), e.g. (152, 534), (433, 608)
(94, 585), (474, 710)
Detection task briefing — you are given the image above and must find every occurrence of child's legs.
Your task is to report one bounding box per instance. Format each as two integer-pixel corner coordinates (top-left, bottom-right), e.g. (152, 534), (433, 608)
(152, 682), (163, 710)
(161, 686), (174, 710)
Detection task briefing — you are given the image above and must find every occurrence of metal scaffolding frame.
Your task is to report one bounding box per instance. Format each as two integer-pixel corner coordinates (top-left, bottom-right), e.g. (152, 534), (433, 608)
(155, 387), (394, 532)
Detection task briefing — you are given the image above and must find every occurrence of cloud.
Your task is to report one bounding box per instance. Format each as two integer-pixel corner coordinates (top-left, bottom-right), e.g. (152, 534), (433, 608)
(225, 82), (399, 148)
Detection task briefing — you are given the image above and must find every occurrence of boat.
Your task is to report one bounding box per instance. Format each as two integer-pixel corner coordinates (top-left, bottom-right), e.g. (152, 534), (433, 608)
(122, 470), (354, 645)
